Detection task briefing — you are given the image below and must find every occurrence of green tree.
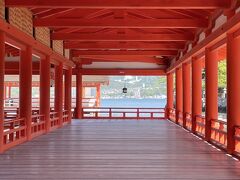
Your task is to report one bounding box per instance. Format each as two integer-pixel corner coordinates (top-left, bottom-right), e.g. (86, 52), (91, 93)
(218, 60), (226, 88)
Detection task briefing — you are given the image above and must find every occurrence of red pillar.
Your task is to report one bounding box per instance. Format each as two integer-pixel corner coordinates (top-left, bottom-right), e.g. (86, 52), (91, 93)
(176, 67), (183, 124)
(205, 48), (218, 141)
(96, 84), (101, 107)
(0, 31), (5, 153)
(40, 56), (50, 132)
(65, 68), (72, 123)
(167, 73), (174, 119)
(76, 66), (83, 119)
(226, 33), (240, 154)
(19, 46), (32, 140)
(54, 63), (63, 127)
(8, 85), (11, 98)
(192, 57), (203, 133)
(183, 63), (191, 128)
(4, 85), (6, 99)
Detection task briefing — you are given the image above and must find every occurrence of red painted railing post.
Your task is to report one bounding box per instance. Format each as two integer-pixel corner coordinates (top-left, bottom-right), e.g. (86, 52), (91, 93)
(19, 46), (32, 140)
(55, 63), (63, 127)
(109, 108), (112, 118)
(227, 33), (240, 154)
(183, 62), (191, 129)
(40, 56), (50, 132)
(176, 67), (183, 124)
(192, 57), (202, 134)
(0, 31), (5, 153)
(205, 48), (218, 141)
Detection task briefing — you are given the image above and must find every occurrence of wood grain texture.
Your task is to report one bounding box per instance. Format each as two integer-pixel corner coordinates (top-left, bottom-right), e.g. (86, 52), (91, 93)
(0, 119), (240, 179)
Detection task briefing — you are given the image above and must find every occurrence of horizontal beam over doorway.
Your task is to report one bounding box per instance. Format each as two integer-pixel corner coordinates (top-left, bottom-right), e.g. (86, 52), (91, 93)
(79, 69), (166, 76)
(5, 0), (230, 9)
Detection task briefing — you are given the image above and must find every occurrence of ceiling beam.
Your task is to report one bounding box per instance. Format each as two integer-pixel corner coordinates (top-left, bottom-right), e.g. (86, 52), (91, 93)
(33, 18), (208, 28)
(5, 0), (230, 9)
(78, 57), (167, 64)
(64, 42), (186, 50)
(72, 50), (178, 56)
(74, 56), (166, 64)
(52, 33), (194, 41)
(80, 69), (166, 76)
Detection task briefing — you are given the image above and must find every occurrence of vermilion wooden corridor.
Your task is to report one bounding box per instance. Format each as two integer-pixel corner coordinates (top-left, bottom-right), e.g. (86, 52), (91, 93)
(0, 119), (239, 180)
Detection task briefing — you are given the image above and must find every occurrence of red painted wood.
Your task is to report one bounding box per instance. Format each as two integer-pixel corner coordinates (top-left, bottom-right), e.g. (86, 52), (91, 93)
(82, 107), (165, 119)
(19, 46), (33, 140)
(77, 56), (167, 65)
(183, 63), (191, 128)
(205, 48), (218, 141)
(166, 73), (174, 119)
(64, 68), (72, 123)
(33, 18), (208, 28)
(5, 0), (230, 9)
(64, 42), (185, 50)
(54, 63), (63, 127)
(80, 69), (166, 76)
(0, 31), (5, 153)
(76, 65), (83, 119)
(51, 33), (194, 41)
(40, 56), (51, 132)
(192, 57), (203, 133)
(227, 33), (240, 154)
(72, 50), (178, 56)
(176, 67), (183, 124)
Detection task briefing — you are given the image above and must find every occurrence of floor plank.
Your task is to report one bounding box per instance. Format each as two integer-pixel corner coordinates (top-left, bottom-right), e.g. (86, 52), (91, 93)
(0, 119), (240, 179)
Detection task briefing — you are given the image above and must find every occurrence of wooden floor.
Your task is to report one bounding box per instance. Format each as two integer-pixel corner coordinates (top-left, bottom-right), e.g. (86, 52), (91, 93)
(0, 120), (240, 180)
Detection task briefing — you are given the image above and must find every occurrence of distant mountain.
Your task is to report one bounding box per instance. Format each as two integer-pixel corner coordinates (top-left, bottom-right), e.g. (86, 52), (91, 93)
(101, 76), (166, 98)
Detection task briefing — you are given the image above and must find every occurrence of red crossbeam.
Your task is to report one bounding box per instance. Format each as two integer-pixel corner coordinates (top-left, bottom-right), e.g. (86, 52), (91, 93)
(5, 0), (230, 9)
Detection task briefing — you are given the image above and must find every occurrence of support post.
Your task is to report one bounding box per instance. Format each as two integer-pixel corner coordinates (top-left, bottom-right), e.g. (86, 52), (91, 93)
(65, 68), (72, 123)
(205, 48), (218, 141)
(19, 46), (32, 140)
(8, 85), (11, 98)
(227, 33), (240, 154)
(76, 66), (83, 119)
(54, 63), (63, 127)
(96, 84), (101, 107)
(166, 73), (174, 119)
(40, 56), (50, 132)
(176, 67), (183, 124)
(192, 57), (203, 133)
(0, 31), (5, 153)
(183, 63), (191, 128)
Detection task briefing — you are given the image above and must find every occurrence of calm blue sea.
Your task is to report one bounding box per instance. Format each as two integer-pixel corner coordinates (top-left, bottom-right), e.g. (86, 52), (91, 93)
(100, 98), (166, 108)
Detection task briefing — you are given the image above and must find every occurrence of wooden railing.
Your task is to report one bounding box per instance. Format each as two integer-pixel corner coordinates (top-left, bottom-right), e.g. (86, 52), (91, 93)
(5, 97), (97, 108)
(82, 107), (165, 119)
(210, 119), (227, 148)
(63, 110), (69, 124)
(31, 115), (45, 139)
(3, 118), (27, 151)
(195, 115), (205, 137)
(234, 126), (240, 155)
(50, 112), (59, 130)
(4, 108), (19, 119)
(168, 108), (176, 122)
(185, 112), (192, 130)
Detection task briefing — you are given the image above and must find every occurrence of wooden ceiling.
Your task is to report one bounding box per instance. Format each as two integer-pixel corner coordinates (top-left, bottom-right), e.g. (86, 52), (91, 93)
(5, 0), (232, 70)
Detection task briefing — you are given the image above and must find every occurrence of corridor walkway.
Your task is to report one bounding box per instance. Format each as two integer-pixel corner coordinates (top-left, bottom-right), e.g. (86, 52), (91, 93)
(0, 119), (239, 179)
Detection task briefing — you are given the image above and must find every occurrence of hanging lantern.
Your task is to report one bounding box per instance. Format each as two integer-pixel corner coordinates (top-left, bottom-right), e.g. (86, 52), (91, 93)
(122, 87), (127, 93)
(122, 80), (127, 93)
